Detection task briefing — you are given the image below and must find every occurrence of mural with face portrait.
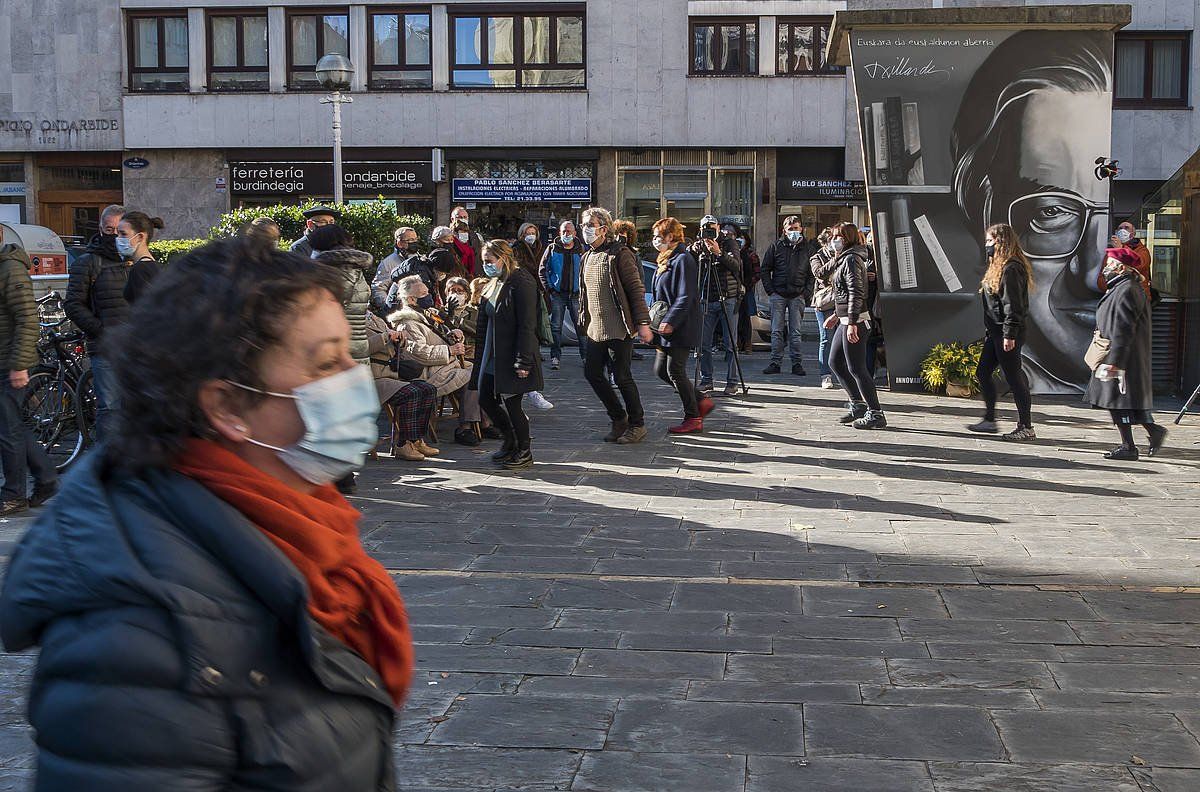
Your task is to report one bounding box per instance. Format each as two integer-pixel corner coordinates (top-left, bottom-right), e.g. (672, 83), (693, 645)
(849, 28), (1114, 393)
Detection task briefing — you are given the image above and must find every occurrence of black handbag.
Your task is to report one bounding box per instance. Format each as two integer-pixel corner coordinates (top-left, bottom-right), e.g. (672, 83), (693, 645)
(390, 355), (425, 381)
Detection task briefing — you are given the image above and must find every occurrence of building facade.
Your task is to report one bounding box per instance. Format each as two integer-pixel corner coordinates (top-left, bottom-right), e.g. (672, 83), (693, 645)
(1, 0), (1196, 264)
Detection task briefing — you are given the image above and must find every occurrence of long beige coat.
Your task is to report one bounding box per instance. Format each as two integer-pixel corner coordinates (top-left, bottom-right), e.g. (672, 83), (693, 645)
(389, 306), (473, 397)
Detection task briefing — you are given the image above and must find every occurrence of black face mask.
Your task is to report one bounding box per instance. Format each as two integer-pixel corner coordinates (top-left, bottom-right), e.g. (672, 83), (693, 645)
(984, 244), (996, 259)
(416, 295), (436, 310)
(395, 244), (409, 255)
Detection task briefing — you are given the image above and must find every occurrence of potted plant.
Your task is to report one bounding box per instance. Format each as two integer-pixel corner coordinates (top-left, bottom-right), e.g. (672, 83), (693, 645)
(920, 342), (983, 397)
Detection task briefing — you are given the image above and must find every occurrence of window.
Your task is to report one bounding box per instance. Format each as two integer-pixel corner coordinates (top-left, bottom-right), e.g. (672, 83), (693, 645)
(1115, 32), (1190, 107)
(127, 13), (189, 92)
(208, 13), (268, 91)
(369, 9), (432, 89)
(690, 18), (757, 76)
(449, 9), (585, 89)
(288, 9), (350, 89)
(777, 18), (842, 75)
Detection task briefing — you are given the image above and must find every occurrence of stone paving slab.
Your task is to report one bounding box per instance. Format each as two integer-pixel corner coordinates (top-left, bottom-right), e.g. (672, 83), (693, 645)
(3, 350), (1200, 788)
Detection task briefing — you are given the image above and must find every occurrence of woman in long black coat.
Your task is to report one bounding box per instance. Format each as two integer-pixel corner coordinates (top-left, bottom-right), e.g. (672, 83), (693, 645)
(471, 239), (544, 471)
(1086, 247), (1167, 460)
(651, 217), (711, 433)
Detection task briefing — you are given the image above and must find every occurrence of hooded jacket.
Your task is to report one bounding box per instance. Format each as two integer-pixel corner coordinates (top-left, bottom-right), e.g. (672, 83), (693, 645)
(0, 454), (396, 791)
(313, 247), (374, 363)
(63, 233), (130, 355)
(761, 236), (816, 300)
(0, 243), (38, 372)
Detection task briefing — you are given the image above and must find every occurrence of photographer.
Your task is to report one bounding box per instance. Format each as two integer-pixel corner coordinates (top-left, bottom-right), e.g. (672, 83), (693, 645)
(689, 215), (743, 396)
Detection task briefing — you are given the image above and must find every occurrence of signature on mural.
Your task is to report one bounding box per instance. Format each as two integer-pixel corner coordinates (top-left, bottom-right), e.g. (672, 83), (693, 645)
(863, 58), (953, 81)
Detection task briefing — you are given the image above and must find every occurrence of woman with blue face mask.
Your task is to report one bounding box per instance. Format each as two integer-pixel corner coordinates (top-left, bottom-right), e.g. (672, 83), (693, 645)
(471, 240), (545, 470)
(0, 237), (412, 790)
(118, 211), (165, 304)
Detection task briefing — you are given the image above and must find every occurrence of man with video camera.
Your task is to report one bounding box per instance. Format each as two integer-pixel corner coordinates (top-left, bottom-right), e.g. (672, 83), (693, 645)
(690, 215), (744, 396)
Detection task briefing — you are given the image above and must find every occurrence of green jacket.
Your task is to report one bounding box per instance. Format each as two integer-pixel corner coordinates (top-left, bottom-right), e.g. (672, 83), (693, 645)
(0, 244), (38, 372)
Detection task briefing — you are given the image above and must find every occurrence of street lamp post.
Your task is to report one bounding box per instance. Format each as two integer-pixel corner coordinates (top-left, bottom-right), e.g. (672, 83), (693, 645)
(316, 54), (354, 206)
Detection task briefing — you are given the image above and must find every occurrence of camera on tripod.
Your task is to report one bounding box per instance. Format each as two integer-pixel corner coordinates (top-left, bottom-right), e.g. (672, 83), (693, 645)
(1094, 157), (1121, 181)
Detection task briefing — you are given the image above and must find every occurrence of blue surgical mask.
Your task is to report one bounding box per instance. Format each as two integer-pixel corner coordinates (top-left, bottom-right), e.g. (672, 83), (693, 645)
(416, 295), (435, 310)
(231, 365), (380, 486)
(483, 261), (501, 278)
(561, 234), (575, 245)
(786, 231), (802, 244)
(1116, 228), (1132, 243)
(115, 236), (136, 259)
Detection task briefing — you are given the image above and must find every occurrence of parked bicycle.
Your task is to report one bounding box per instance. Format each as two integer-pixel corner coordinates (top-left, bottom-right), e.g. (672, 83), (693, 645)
(22, 292), (96, 470)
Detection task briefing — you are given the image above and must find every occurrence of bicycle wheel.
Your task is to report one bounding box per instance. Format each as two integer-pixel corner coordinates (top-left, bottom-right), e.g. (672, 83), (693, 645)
(22, 372), (86, 471)
(75, 367), (98, 446)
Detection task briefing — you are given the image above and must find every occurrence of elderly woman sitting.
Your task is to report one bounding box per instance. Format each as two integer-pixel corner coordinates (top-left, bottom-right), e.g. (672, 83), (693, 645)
(389, 275), (486, 446)
(366, 312), (439, 461)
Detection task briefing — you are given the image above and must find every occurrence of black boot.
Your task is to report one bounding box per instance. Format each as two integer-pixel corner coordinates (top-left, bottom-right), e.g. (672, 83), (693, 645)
(491, 434), (518, 463)
(1104, 445), (1140, 461)
(1146, 424), (1168, 457)
(839, 402), (868, 424)
(503, 448), (534, 470)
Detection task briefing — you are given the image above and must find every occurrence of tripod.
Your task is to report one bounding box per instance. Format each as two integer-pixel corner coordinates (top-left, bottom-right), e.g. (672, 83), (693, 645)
(1175, 381), (1200, 425)
(693, 255), (748, 396)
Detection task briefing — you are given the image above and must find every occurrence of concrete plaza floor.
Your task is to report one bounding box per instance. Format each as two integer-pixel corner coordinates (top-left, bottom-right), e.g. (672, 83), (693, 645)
(2, 347), (1200, 791)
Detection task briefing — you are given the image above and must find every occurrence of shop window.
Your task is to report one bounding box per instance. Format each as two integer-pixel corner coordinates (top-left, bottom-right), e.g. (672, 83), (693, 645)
(208, 13), (269, 91)
(689, 19), (757, 76)
(449, 9), (585, 89)
(288, 9), (350, 89)
(127, 13), (189, 92)
(777, 18), (842, 75)
(1115, 32), (1190, 107)
(370, 9), (433, 89)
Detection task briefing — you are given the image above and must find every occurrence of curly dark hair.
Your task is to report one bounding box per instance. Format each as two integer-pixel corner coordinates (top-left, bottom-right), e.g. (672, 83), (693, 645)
(102, 237), (345, 473)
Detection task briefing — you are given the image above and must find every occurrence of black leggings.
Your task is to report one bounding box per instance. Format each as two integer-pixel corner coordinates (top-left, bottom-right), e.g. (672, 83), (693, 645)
(977, 331), (1032, 427)
(478, 373), (531, 450)
(655, 346), (700, 418)
(829, 321), (880, 411)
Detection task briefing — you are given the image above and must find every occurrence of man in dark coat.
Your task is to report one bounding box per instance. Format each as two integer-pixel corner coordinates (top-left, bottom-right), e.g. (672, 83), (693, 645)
(760, 215), (816, 376)
(371, 226), (435, 314)
(288, 205), (340, 258)
(0, 230), (58, 516)
(1087, 249), (1165, 461)
(63, 203), (127, 439)
(689, 215), (744, 395)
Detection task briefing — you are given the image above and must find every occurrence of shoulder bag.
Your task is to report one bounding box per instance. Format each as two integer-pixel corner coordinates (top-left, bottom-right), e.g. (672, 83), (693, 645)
(1083, 329), (1111, 371)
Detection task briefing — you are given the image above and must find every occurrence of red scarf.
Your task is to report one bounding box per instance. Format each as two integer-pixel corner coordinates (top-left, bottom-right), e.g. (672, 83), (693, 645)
(453, 237), (476, 276)
(175, 439), (413, 706)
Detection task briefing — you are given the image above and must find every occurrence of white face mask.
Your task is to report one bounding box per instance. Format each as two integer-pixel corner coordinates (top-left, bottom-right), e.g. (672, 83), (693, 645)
(524, 234), (538, 245)
(1116, 228), (1132, 243)
(231, 365), (379, 486)
(652, 235), (669, 252)
(831, 238), (845, 254)
(457, 233), (470, 244)
(582, 225), (600, 245)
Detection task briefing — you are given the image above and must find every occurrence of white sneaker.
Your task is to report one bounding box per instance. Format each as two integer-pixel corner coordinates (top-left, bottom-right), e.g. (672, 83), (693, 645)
(820, 375), (834, 389)
(550, 357), (560, 370)
(527, 391), (554, 410)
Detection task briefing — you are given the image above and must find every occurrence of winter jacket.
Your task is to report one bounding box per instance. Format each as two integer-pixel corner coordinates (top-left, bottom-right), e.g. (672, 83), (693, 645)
(809, 247), (836, 310)
(1098, 239), (1153, 299)
(389, 306), (472, 398)
(471, 267), (544, 396)
(539, 238), (586, 296)
(289, 235), (314, 259)
(689, 237), (742, 302)
(0, 244), (38, 372)
(652, 244), (702, 349)
(366, 312), (416, 404)
(831, 245), (872, 325)
(313, 247), (374, 364)
(514, 240), (550, 309)
(980, 259), (1030, 341)
(428, 245), (464, 281)
(0, 453), (397, 791)
(761, 237), (816, 300)
(579, 241), (650, 338)
(372, 250), (437, 314)
(1086, 273), (1154, 412)
(63, 233), (130, 356)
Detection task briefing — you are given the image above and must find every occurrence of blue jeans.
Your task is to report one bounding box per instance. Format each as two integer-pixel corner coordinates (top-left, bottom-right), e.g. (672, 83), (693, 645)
(769, 294), (805, 367)
(549, 291), (585, 361)
(90, 355), (120, 441)
(813, 307), (833, 376)
(700, 298), (739, 387)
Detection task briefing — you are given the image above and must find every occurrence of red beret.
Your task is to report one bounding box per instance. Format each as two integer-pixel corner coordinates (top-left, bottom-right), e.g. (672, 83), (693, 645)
(1104, 247), (1141, 268)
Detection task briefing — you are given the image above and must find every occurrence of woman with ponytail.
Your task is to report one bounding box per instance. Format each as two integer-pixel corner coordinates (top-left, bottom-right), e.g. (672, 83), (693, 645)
(968, 223), (1036, 440)
(119, 211), (166, 303)
(651, 217), (710, 434)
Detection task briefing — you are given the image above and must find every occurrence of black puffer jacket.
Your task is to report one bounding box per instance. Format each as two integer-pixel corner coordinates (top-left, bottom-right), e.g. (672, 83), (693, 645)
(760, 236), (816, 299)
(313, 247), (374, 363)
(0, 454), (397, 791)
(831, 244), (872, 324)
(63, 234), (130, 355)
(689, 237), (742, 301)
(0, 244), (38, 372)
(980, 259), (1030, 341)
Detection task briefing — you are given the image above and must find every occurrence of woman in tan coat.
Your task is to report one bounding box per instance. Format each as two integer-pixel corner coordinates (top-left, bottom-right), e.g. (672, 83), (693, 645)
(365, 312), (439, 461)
